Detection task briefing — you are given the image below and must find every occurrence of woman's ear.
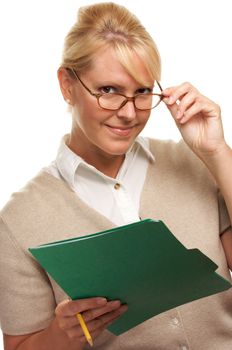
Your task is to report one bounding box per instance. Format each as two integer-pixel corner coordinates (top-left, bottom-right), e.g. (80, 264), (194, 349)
(57, 68), (74, 104)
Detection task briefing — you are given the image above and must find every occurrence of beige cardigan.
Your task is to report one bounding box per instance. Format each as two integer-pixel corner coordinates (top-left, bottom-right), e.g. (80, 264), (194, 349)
(0, 139), (231, 349)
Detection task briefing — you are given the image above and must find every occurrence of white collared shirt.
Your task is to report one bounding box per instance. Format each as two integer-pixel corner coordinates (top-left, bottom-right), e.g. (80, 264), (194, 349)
(45, 135), (154, 226)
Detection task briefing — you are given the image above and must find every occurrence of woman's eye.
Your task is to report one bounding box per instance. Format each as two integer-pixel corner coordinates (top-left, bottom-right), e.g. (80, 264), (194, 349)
(136, 87), (152, 94)
(100, 86), (117, 94)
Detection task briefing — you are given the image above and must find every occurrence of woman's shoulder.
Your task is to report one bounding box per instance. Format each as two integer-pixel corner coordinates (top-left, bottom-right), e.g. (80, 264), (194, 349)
(0, 170), (70, 223)
(148, 137), (189, 155)
(148, 137), (203, 166)
(147, 137), (215, 184)
(0, 170), (76, 249)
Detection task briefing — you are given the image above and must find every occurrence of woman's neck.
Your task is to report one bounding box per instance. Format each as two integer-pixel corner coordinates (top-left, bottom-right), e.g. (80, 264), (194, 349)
(67, 136), (125, 179)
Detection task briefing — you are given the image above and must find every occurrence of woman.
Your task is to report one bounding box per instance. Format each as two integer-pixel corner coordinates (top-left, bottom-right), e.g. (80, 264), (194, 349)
(1, 2), (232, 349)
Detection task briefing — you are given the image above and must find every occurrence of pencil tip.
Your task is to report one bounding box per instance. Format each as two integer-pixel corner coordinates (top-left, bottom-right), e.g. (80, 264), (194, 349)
(88, 338), (94, 347)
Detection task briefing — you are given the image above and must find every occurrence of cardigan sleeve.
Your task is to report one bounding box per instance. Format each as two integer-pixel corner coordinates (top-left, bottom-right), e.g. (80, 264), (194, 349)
(218, 191), (231, 235)
(0, 218), (56, 335)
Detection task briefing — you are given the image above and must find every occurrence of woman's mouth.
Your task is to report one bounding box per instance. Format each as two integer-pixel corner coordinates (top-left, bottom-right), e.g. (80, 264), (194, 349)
(105, 124), (135, 137)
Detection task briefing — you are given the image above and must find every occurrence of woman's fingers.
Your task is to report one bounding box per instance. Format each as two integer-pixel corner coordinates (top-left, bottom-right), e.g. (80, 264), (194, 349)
(83, 300), (121, 322)
(162, 81), (224, 156)
(162, 82), (220, 124)
(63, 303), (128, 339)
(162, 82), (198, 103)
(162, 82), (197, 120)
(55, 297), (107, 317)
(55, 297), (128, 344)
(86, 304), (128, 329)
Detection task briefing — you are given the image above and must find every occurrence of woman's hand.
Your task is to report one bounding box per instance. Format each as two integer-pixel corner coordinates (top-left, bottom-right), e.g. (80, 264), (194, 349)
(162, 82), (227, 159)
(53, 297), (127, 348)
(3, 298), (127, 350)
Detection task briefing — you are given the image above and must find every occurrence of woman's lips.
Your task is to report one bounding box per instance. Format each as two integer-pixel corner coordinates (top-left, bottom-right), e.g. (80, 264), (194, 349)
(105, 125), (134, 137)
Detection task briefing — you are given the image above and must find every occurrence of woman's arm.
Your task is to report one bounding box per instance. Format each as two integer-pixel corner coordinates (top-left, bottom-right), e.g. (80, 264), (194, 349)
(221, 228), (232, 270)
(162, 82), (232, 266)
(4, 298), (127, 350)
(199, 143), (232, 223)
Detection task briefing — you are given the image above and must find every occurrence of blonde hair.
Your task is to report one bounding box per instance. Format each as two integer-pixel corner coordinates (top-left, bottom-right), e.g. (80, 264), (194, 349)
(60, 2), (161, 83)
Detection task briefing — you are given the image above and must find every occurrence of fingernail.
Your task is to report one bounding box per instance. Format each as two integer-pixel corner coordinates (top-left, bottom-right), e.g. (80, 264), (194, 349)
(179, 117), (186, 124)
(97, 298), (107, 305)
(162, 97), (169, 104)
(119, 305), (128, 313)
(161, 90), (168, 96)
(168, 96), (174, 104)
(111, 300), (121, 307)
(176, 110), (182, 119)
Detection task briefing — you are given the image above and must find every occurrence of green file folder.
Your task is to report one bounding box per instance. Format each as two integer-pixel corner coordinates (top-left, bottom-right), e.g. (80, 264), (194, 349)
(29, 219), (231, 335)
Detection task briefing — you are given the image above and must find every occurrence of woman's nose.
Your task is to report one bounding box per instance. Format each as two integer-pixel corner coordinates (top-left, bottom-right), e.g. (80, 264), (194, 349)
(116, 100), (136, 120)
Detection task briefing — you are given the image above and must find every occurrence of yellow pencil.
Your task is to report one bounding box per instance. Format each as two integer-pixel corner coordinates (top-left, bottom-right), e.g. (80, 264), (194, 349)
(76, 313), (93, 347)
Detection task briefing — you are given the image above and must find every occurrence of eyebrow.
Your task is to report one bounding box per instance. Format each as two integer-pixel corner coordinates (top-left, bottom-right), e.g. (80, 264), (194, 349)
(94, 81), (154, 92)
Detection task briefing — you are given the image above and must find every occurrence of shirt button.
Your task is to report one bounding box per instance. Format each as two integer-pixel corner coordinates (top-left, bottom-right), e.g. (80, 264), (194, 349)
(171, 317), (179, 326)
(114, 183), (121, 190)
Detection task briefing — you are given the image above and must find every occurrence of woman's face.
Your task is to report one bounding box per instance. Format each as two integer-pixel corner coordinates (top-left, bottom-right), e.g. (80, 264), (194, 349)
(69, 48), (154, 162)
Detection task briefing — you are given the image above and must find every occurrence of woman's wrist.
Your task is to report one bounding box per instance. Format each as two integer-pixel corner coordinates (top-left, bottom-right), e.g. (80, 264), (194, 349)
(16, 318), (85, 350)
(199, 142), (232, 181)
(48, 317), (85, 350)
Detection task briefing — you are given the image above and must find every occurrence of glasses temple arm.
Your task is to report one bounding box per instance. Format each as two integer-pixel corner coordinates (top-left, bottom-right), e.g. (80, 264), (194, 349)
(156, 80), (163, 92)
(68, 68), (99, 97)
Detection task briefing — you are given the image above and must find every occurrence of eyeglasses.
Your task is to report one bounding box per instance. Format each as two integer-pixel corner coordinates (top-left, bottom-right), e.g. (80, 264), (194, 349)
(68, 68), (163, 111)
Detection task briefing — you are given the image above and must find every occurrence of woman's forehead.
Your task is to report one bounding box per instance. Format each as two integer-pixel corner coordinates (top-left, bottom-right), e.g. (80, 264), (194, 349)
(86, 47), (154, 86)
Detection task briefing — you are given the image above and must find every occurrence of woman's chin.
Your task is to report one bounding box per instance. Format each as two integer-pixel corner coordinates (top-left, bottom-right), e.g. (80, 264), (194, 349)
(99, 139), (134, 157)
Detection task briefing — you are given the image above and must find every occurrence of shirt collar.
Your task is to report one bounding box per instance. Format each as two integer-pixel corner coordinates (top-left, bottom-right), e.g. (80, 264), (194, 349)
(55, 134), (155, 189)
(134, 136), (155, 162)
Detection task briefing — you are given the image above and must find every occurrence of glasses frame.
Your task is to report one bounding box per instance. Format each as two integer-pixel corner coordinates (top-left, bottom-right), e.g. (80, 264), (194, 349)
(67, 68), (163, 111)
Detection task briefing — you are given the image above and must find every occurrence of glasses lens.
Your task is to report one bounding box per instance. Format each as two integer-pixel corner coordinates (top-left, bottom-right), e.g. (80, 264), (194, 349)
(98, 93), (162, 110)
(99, 94), (126, 110)
(135, 94), (161, 110)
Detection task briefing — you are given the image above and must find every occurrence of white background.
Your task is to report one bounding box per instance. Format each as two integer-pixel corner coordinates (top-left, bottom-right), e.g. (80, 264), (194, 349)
(0, 0), (231, 348)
